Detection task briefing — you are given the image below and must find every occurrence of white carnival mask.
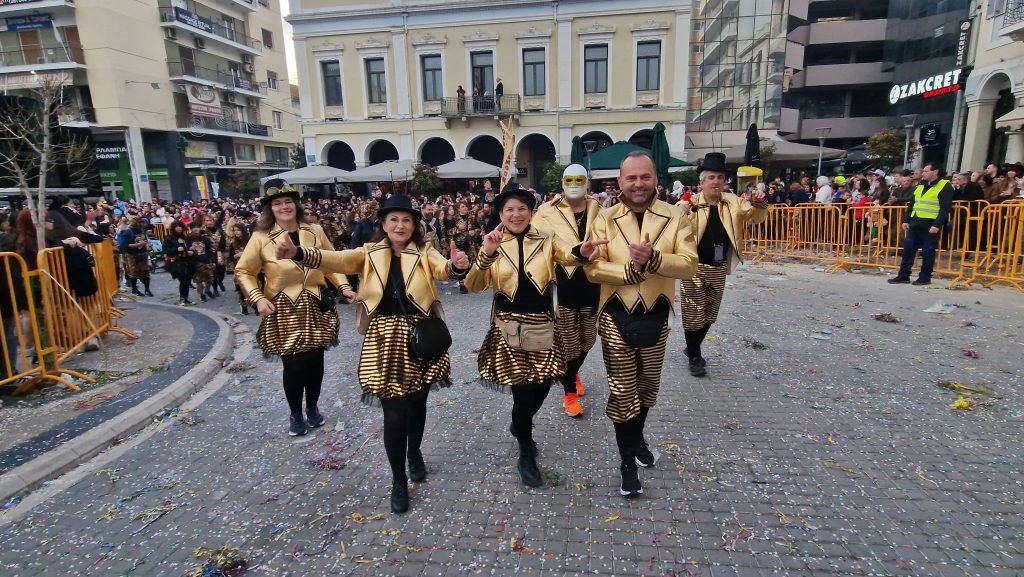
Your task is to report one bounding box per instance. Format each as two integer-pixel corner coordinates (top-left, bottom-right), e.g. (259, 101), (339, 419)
(562, 164), (589, 200)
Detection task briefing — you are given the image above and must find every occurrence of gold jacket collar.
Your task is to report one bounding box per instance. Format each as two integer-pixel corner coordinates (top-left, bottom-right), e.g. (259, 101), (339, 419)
(364, 241), (424, 296)
(691, 193), (740, 254)
(544, 195), (601, 242)
(607, 201), (676, 247)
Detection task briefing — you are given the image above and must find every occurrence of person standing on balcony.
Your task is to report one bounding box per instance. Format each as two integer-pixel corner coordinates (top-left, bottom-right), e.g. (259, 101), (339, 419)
(456, 85), (466, 113)
(495, 78), (503, 111)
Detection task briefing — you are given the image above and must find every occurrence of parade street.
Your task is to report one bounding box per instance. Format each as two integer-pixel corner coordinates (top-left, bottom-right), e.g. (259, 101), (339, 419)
(0, 262), (1021, 577)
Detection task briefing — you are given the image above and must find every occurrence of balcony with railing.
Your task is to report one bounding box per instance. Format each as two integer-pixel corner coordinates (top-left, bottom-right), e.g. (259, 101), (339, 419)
(167, 60), (267, 98)
(0, 0), (75, 17)
(200, 0), (256, 13)
(440, 94), (521, 117)
(0, 42), (85, 72)
(158, 1), (262, 55)
(177, 113), (273, 138)
(1001, 0), (1024, 41)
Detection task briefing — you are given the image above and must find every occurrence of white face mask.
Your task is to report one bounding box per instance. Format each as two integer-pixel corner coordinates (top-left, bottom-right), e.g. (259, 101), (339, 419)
(562, 164), (589, 200)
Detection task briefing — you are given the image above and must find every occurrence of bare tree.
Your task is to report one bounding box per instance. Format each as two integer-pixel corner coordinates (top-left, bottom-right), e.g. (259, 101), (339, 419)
(0, 74), (94, 252)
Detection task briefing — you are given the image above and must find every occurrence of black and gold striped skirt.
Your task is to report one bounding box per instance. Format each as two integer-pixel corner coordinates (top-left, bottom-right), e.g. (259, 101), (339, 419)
(477, 310), (564, 390)
(256, 289), (339, 357)
(358, 313), (452, 405)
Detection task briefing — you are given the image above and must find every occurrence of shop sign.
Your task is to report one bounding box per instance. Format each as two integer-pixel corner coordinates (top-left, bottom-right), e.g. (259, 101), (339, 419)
(888, 68), (962, 104)
(955, 19), (972, 68)
(185, 83), (222, 118)
(173, 7), (213, 34)
(5, 14), (53, 31)
(95, 145), (127, 161)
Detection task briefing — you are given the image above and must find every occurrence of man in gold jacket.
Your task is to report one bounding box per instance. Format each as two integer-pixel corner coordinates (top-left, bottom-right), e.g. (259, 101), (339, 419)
(680, 152), (768, 377)
(584, 151), (698, 498)
(532, 163), (601, 418)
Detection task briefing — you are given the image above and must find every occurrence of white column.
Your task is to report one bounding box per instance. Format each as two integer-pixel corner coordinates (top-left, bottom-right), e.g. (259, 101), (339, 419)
(399, 131), (414, 160)
(558, 124), (573, 163)
(303, 135), (317, 164)
(1005, 130), (1024, 165)
(125, 127), (151, 203)
(960, 98), (998, 171)
(673, 10), (690, 107)
(670, 120), (686, 158)
(294, 39), (314, 120)
(557, 18), (572, 110)
(392, 29), (411, 117)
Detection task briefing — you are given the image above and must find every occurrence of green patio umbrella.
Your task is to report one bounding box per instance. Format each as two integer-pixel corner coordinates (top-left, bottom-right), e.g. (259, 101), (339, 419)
(587, 141), (689, 171)
(570, 135), (584, 165)
(651, 122), (671, 188)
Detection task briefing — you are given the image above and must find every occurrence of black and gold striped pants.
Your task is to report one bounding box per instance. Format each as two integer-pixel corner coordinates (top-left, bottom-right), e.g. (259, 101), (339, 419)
(598, 312), (670, 424)
(680, 263), (728, 331)
(556, 305), (598, 361)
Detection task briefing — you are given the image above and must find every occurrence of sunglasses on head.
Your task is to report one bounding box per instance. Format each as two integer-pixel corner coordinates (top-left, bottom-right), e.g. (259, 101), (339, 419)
(562, 176), (587, 186)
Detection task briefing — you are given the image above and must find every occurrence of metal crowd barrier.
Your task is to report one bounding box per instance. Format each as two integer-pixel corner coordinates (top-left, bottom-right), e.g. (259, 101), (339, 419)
(744, 201), (1024, 292)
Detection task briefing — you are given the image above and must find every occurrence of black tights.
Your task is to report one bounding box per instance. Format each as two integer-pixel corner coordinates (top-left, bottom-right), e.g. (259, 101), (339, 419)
(177, 274), (192, 300)
(214, 264), (227, 290)
(510, 383), (552, 450)
(684, 323), (712, 360)
(613, 406), (650, 463)
(280, 348), (325, 413)
(561, 350), (589, 394)
(380, 388), (430, 484)
(127, 277), (151, 292)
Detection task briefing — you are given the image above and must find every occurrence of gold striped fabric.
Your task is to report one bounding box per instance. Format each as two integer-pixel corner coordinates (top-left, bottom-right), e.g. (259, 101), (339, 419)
(358, 313), (452, 404)
(598, 311), (669, 423)
(192, 263), (214, 284)
(680, 263), (728, 331)
(255, 289), (340, 356)
(556, 305), (597, 361)
(122, 254), (149, 279)
(478, 310), (564, 389)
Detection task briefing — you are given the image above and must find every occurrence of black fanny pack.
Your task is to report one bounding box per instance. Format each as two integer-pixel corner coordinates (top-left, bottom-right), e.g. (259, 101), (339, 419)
(606, 307), (668, 349)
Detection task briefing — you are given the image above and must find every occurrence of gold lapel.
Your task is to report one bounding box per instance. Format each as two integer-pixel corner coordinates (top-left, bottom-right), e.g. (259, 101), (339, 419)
(367, 243), (391, 290)
(399, 247), (422, 287)
(585, 198), (600, 241)
(522, 227), (545, 268)
(642, 204), (672, 246)
(497, 231), (520, 274)
(552, 196), (577, 238)
(611, 207), (641, 244)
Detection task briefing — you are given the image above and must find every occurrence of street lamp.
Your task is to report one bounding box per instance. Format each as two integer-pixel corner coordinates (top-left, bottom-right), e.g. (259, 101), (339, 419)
(901, 114), (918, 168)
(583, 140), (597, 190)
(815, 126), (831, 177)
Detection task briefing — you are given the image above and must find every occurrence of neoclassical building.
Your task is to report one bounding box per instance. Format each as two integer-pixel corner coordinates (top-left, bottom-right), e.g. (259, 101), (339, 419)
(961, 0), (1024, 169)
(288, 0), (691, 188)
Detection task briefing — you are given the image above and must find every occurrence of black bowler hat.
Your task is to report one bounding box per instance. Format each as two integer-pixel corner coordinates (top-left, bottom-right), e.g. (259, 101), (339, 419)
(493, 182), (536, 211)
(377, 194), (421, 222)
(697, 152), (728, 174)
(261, 178), (301, 206)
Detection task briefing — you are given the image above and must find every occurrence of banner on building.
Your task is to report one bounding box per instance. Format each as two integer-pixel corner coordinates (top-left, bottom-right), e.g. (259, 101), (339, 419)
(5, 14), (53, 30)
(955, 19), (972, 68)
(195, 175), (209, 200)
(185, 83), (222, 118)
(173, 7), (214, 34)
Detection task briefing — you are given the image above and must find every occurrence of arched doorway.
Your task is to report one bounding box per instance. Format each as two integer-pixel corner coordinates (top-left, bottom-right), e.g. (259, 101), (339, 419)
(467, 134), (504, 168)
(628, 129), (654, 150)
(367, 140), (399, 165)
(580, 130), (614, 153)
(419, 137), (456, 166)
(515, 134), (556, 189)
(325, 141), (356, 171)
(980, 73), (1013, 165)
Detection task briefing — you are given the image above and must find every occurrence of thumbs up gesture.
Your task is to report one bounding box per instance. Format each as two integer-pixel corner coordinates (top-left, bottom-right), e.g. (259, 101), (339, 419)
(450, 239), (470, 270)
(275, 232), (298, 260)
(579, 238), (609, 261)
(628, 233), (653, 272)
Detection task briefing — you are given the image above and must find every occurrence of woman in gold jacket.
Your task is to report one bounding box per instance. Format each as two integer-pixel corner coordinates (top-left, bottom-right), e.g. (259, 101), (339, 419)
(276, 195), (470, 515)
(235, 179), (350, 438)
(466, 183), (605, 489)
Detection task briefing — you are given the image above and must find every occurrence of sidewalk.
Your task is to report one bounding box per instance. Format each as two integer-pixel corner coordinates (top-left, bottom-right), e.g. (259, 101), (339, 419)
(0, 263), (1021, 576)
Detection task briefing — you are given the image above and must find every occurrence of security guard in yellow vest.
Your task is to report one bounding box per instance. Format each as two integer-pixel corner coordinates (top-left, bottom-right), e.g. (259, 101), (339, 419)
(888, 162), (954, 286)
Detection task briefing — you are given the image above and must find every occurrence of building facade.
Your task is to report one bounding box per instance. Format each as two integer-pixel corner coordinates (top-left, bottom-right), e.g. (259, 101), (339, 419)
(288, 0), (691, 190)
(960, 0), (1024, 170)
(0, 0), (298, 201)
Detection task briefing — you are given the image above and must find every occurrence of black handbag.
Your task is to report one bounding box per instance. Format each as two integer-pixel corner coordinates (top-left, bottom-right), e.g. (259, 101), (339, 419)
(318, 283), (338, 312)
(389, 269), (451, 360)
(606, 307), (668, 349)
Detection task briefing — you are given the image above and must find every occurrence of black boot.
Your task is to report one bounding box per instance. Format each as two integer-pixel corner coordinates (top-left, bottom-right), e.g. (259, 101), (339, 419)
(390, 480), (409, 514)
(516, 442), (544, 488)
(408, 450), (426, 483)
(619, 460), (643, 498)
(143, 279), (153, 297)
(634, 408), (659, 468)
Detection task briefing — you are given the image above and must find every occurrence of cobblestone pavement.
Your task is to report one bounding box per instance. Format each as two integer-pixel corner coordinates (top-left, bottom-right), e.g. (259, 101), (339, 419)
(0, 263), (1021, 577)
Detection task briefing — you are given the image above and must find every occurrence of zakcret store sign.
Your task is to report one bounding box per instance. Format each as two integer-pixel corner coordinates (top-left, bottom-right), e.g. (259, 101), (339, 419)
(889, 69), (963, 104)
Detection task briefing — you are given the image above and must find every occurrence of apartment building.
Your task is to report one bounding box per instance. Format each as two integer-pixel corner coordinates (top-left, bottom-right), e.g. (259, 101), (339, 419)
(0, 0), (298, 201)
(288, 0), (691, 190)
(960, 0), (1024, 169)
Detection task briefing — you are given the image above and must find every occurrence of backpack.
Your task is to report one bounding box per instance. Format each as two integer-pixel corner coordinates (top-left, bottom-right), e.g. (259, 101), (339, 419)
(64, 245), (99, 298)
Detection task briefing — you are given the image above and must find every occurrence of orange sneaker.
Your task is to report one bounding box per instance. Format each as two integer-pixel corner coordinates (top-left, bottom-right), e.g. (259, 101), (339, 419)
(575, 375), (585, 397)
(563, 393), (583, 418)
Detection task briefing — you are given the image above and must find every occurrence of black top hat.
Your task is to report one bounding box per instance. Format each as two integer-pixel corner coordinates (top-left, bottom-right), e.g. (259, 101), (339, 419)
(493, 182), (537, 211)
(261, 178), (300, 206)
(697, 152), (728, 174)
(377, 194), (421, 222)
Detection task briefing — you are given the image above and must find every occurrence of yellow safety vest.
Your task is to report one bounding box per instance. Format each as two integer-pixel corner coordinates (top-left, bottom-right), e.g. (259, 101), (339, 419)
(911, 179), (948, 219)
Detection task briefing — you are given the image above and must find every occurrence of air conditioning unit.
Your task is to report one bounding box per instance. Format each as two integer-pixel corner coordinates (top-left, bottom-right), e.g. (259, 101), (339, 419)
(194, 37), (206, 50)
(215, 155), (227, 165)
(241, 54), (253, 65)
(243, 63), (254, 73)
(225, 93), (236, 103)
(245, 97), (258, 107)
(164, 28), (177, 40)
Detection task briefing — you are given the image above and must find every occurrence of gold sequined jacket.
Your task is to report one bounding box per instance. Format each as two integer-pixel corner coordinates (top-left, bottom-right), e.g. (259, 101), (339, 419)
(532, 194), (602, 277)
(298, 241), (461, 319)
(585, 198), (698, 313)
(686, 192), (768, 274)
(234, 223), (349, 307)
(465, 226), (580, 299)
